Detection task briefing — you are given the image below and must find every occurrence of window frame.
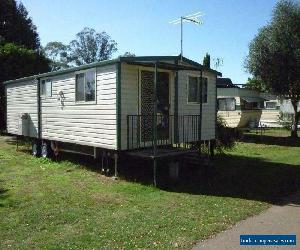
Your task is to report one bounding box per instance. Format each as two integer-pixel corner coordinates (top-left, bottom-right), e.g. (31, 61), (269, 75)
(75, 69), (97, 104)
(217, 98), (236, 111)
(265, 101), (277, 110)
(241, 100), (263, 110)
(40, 79), (52, 97)
(187, 74), (208, 105)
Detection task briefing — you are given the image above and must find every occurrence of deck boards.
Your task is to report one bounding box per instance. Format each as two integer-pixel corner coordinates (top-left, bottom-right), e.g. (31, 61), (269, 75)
(124, 147), (198, 159)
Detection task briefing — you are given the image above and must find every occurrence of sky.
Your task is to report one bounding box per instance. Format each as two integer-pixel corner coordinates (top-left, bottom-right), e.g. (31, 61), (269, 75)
(21, 0), (278, 84)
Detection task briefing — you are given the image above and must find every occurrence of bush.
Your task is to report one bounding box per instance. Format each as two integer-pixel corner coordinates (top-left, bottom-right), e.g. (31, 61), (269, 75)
(215, 115), (238, 153)
(278, 111), (294, 130)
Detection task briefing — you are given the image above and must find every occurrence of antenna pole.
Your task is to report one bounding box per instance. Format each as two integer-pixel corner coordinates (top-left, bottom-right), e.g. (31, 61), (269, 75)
(180, 17), (183, 61)
(169, 12), (203, 61)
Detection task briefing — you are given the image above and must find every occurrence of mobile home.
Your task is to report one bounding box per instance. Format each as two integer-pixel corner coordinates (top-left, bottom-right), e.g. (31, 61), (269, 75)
(4, 56), (221, 184)
(217, 78), (281, 128)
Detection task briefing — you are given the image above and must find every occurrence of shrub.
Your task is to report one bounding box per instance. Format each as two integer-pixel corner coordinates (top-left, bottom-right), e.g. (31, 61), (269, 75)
(215, 115), (238, 153)
(278, 112), (294, 130)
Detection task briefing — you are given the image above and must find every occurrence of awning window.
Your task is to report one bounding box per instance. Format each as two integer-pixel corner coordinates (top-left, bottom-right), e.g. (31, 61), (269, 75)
(241, 96), (265, 103)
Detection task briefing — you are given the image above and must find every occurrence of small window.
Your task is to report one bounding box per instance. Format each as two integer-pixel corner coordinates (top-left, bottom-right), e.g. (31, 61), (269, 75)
(40, 79), (52, 97)
(187, 76), (208, 103)
(188, 76), (198, 103)
(242, 101), (262, 110)
(265, 101), (276, 109)
(75, 71), (96, 102)
(218, 98), (236, 111)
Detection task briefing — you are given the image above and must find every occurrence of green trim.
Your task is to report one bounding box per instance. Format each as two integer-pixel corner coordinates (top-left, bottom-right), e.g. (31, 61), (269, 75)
(4, 55), (222, 85)
(153, 63), (158, 155)
(199, 69), (203, 143)
(215, 76), (217, 140)
(116, 62), (122, 150)
(4, 59), (119, 85)
(121, 55), (222, 76)
(181, 57), (222, 76)
(119, 56), (178, 62)
(174, 59), (179, 143)
(37, 78), (41, 139)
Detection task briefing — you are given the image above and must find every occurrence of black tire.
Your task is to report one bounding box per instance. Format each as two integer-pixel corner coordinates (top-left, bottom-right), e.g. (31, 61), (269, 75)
(32, 142), (40, 157)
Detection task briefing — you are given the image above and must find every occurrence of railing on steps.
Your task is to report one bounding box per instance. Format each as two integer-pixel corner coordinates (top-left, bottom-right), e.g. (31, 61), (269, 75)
(127, 114), (201, 150)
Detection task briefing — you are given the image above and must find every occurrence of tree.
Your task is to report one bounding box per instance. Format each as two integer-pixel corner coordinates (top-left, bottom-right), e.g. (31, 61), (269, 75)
(244, 77), (268, 92)
(0, 81), (4, 131)
(69, 27), (117, 65)
(202, 53), (210, 68)
(44, 41), (69, 70)
(245, 0), (300, 137)
(123, 52), (135, 57)
(0, 0), (40, 49)
(0, 42), (50, 83)
(0, 1), (47, 131)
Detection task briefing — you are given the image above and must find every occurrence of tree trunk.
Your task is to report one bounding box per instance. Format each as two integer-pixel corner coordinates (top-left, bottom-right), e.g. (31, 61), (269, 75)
(291, 100), (299, 138)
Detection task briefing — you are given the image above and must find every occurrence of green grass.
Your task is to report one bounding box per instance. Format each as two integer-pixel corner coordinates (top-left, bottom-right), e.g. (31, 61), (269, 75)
(245, 128), (298, 137)
(0, 136), (300, 249)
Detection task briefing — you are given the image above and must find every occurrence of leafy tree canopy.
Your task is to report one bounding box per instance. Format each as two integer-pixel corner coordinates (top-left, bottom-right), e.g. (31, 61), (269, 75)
(123, 52), (136, 57)
(44, 27), (118, 69)
(245, 0), (300, 137)
(0, 42), (50, 83)
(244, 77), (268, 92)
(43, 41), (69, 71)
(0, 0), (40, 49)
(69, 27), (117, 65)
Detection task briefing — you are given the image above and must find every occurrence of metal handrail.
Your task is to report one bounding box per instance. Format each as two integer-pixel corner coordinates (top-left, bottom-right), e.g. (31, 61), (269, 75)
(127, 114), (201, 150)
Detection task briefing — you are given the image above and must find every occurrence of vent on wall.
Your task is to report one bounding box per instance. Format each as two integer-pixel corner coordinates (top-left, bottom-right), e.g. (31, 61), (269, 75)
(18, 113), (30, 136)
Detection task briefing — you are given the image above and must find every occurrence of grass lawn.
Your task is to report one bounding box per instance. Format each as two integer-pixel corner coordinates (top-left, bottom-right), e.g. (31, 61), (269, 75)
(0, 135), (300, 249)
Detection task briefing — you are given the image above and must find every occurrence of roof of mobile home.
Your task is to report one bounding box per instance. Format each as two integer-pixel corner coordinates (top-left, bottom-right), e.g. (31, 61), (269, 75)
(3, 55), (222, 85)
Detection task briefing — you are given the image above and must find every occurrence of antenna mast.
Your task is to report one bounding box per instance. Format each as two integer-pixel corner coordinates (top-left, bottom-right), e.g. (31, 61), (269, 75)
(170, 11), (204, 61)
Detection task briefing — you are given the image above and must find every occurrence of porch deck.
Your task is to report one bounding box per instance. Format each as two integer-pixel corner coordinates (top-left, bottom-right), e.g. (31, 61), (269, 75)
(124, 147), (198, 159)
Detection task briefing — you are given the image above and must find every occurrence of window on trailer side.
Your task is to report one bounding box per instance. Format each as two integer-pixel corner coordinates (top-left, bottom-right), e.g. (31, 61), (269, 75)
(40, 79), (52, 97)
(218, 98), (236, 111)
(188, 76), (208, 103)
(75, 71), (95, 102)
(265, 101), (277, 109)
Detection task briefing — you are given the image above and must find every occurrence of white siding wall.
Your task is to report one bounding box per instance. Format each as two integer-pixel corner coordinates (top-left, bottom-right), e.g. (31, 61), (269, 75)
(6, 80), (38, 137)
(120, 64), (177, 150)
(178, 70), (216, 141)
(120, 64), (139, 150)
(121, 64), (217, 149)
(41, 64), (117, 149)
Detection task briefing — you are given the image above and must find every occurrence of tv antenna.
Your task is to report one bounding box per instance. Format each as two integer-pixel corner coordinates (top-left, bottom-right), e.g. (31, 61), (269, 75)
(169, 11), (204, 61)
(213, 57), (224, 71)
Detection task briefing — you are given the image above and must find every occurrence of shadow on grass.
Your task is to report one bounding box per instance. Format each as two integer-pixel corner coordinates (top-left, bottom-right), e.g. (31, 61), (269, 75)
(2, 135), (300, 206)
(242, 133), (300, 147)
(157, 154), (300, 206)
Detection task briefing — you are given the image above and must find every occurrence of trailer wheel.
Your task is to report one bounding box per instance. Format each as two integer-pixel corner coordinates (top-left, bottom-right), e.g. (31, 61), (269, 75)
(32, 142), (40, 157)
(41, 142), (52, 158)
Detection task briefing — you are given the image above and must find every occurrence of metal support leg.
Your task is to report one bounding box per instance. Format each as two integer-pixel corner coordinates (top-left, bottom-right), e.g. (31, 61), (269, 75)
(101, 151), (105, 173)
(113, 152), (118, 180)
(209, 140), (215, 158)
(153, 158), (157, 187)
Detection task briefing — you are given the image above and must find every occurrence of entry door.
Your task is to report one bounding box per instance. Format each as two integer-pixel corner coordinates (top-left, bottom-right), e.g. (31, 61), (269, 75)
(140, 70), (170, 143)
